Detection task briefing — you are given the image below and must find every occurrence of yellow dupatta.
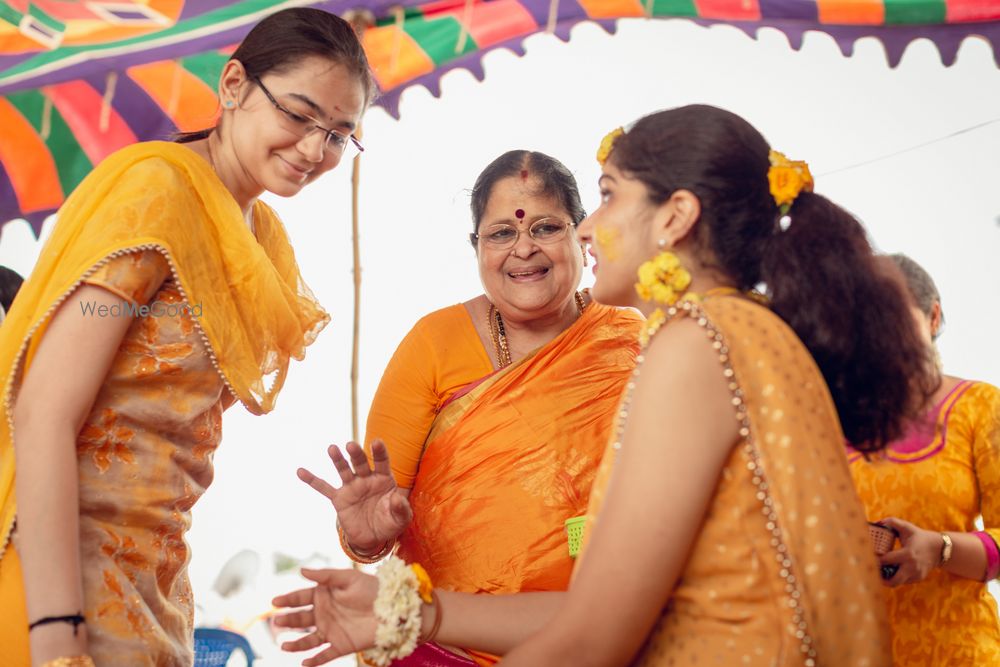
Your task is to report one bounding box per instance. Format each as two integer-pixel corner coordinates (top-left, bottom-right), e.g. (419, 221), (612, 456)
(578, 295), (891, 665)
(0, 140), (329, 560)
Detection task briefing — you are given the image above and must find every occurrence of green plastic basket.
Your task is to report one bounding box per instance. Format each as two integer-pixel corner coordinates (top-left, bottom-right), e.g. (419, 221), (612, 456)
(565, 516), (587, 558)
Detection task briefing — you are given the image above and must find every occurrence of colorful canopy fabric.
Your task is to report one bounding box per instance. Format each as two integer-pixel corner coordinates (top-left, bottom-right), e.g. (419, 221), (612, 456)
(1, 0), (999, 231)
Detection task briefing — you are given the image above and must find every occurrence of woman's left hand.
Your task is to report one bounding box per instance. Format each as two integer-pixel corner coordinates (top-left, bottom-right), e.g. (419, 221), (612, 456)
(272, 568), (379, 666)
(878, 517), (943, 587)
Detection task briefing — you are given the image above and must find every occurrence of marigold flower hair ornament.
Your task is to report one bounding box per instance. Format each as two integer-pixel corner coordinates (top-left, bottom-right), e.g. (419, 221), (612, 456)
(596, 127), (625, 165)
(767, 150), (814, 228)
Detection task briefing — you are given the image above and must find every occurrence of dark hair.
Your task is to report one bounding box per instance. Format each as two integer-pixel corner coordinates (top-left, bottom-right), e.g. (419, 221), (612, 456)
(176, 8), (376, 143)
(470, 150), (586, 238)
(888, 253), (943, 324)
(0, 265), (23, 312)
(610, 105), (936, 451)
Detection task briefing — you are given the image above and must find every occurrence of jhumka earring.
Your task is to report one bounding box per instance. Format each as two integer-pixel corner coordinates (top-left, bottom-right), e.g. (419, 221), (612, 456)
(634, 247), (691, 307)
(634, 247), (692, 347)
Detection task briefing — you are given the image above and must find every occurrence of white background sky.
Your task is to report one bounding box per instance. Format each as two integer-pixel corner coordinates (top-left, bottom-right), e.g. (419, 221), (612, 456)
(2, 18), (999, 665)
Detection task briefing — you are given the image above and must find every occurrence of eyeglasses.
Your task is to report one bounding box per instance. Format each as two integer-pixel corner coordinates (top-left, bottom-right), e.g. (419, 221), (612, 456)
(251, 76), (364, 159)
(470, 217), (573, 249)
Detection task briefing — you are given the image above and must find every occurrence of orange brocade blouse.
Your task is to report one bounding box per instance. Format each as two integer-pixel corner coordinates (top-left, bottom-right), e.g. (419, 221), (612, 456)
(0, 142), (328, 667)
(364, 301), (642, 665)
(1, 251), (227, 666)
(848, 380), (1000, 665)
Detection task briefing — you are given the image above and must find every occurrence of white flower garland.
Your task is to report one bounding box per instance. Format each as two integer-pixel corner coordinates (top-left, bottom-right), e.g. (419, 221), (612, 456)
(361, 556), (424, 666)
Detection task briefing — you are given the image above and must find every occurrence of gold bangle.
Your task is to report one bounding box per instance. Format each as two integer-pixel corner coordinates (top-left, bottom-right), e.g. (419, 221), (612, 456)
(337, 519), (394, 564)
(41, 657), (96, 667)
(421, 589), (443, 645)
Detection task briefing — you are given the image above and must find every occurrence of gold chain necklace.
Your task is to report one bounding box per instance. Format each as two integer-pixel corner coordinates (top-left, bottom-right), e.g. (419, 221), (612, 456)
(488, 291), (586, 369)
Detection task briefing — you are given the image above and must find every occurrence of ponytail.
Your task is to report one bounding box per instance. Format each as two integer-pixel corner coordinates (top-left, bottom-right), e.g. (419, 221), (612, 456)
(760, 192), (937, 450)
(610, 105), (937, 452)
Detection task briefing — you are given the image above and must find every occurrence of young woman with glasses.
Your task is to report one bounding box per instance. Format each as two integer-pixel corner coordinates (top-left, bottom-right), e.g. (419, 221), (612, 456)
(0, 8), (372, 666)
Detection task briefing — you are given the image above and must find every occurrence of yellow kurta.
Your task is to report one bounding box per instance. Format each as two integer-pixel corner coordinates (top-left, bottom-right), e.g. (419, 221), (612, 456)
(582, 294), (891, 666)
(849, 380), (1000, 665)
(0, 141), (328, 666)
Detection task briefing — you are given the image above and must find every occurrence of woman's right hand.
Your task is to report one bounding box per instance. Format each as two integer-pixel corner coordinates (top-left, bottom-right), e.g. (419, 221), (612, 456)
(272, 567), (380, 666)
(298, 440), (412, 554)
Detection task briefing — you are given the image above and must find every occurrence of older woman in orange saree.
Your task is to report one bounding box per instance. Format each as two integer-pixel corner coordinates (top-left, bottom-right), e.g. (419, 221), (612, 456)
(295, 150), (642, 666)
(398, 296), (640, 600)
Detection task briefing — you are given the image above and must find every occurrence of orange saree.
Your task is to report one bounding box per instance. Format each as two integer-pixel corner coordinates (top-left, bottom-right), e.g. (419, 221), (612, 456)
(392, 302), (641, 665)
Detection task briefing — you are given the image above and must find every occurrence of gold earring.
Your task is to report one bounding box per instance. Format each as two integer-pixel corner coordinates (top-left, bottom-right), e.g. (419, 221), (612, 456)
(635, 250), (691, 306)
(581, 245), (588, 267)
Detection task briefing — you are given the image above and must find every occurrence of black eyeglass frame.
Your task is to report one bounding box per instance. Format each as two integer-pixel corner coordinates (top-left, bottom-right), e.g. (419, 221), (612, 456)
(251, 75), (364, 155)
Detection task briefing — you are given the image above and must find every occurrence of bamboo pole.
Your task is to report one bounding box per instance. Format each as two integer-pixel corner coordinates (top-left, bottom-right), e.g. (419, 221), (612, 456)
(343, 16), (373, 666)
(349, 91), (365, 667)
(350, 143), (362, 443)
(344, 7), (374, 446)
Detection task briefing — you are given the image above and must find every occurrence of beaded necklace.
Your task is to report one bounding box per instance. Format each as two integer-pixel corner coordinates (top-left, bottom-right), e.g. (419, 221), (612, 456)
(488, 291), (586, 369)
(607, 290), (817, 666)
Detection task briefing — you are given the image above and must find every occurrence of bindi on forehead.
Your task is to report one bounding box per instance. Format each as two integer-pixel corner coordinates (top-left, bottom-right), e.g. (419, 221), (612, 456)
(515, 209), (525, 220)
(520, 169), (529, 179)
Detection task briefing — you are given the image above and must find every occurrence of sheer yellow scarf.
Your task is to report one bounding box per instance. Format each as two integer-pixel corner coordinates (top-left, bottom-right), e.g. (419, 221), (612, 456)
(0, 140), (329, 556)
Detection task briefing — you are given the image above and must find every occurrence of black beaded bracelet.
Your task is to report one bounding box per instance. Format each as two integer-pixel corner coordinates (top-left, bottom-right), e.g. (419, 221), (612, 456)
(28, 613), (86, 636)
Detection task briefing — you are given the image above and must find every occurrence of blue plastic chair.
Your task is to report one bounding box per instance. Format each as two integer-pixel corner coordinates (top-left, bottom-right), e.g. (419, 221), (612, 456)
(194, 627), (255, 667)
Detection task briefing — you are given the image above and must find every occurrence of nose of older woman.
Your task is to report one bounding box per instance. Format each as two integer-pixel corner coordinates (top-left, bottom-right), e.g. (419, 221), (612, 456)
(509, 229), (539, 258)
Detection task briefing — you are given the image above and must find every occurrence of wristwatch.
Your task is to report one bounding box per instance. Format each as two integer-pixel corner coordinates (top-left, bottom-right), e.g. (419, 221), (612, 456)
(940, 533), (954, 566)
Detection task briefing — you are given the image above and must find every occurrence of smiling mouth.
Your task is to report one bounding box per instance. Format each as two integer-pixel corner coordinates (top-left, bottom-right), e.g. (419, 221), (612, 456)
(507, 267), (550, 280)
(279, 156), (312, 177)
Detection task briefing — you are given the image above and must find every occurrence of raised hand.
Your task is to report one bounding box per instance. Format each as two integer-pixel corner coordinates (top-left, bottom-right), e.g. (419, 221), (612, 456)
(298, 440), (412, 554)
(272, 568), (379, 666)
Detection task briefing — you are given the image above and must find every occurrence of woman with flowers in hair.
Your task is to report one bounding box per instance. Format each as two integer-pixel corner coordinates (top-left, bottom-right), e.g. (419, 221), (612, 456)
(272, 105), (935, 667)
(849, 253), (1000, 665)
(495, 107), (937, 665)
